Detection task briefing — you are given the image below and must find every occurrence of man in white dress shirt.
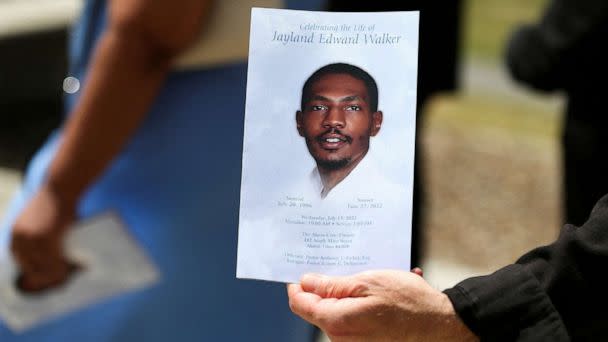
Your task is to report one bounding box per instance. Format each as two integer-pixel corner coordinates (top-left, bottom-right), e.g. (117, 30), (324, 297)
(296, 63), (385, 200)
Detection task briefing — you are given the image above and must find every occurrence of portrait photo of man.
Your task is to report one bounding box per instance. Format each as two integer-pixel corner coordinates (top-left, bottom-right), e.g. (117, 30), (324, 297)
(237, 9), (418, 282)
(296, 63), (384, 199)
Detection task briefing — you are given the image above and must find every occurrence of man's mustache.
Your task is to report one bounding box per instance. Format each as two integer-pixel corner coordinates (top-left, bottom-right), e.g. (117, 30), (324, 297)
(315, 128), (352, 143)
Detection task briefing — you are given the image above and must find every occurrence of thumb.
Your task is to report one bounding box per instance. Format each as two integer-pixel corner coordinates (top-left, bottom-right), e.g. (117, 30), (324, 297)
(411, 267), (424, 277)
(300, 273), (368, 299)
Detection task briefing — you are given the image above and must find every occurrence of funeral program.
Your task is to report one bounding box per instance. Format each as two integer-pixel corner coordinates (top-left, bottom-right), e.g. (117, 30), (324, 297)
(237, 8), (419, 283)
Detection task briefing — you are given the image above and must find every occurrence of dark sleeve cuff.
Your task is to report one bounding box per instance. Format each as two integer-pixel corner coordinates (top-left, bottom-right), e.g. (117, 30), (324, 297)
(444, 264), (568, 341)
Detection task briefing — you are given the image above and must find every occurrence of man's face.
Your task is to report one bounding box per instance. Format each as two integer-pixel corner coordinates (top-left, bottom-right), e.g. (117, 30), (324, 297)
(297, 73), (382, 170)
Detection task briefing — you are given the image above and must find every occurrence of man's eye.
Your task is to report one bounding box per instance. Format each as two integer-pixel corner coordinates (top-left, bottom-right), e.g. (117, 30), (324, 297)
(311, 105), (327, 111)
(345, 105), (361, 111)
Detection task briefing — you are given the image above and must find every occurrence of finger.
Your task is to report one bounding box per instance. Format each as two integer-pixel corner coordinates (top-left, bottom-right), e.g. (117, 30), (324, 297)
(10, 236), (43, 273)
(11, 238), (60, 274)
(288, 283), (323, 324)
(16, 258), (73, 293)
(411, 267), (423, 277)
(11, 237), (70, 288)
(287, 283), (302, 299)
(300, 273), (369, 299)
(289, 282), (370, 334)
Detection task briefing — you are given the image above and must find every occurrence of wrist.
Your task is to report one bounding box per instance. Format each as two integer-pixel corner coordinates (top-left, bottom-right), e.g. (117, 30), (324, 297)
(438, 293), (479, 342)
(41, 180), (80, 214)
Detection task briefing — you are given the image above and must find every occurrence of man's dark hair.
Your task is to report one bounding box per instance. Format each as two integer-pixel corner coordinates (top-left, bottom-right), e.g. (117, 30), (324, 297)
(301, 63), (379, 112)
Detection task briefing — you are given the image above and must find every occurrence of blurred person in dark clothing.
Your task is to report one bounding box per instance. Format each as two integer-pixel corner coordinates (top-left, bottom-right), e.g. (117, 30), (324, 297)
(328, 0), (463, 268)
(506, 0), (608, 226)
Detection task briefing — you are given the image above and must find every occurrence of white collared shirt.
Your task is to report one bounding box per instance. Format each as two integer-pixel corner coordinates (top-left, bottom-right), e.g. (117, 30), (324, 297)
(308, 153), (401, 203)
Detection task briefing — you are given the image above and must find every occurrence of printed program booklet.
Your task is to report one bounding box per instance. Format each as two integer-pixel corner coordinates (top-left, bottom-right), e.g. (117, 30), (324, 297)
(237, 8), (419, 283)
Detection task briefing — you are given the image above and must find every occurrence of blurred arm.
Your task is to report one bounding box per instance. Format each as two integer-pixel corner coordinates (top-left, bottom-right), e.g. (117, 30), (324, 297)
(48, 0), (212, 206)
(10, 0), (212, 292)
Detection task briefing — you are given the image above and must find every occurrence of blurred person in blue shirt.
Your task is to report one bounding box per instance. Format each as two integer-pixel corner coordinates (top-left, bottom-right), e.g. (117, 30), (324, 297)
(1, 0), (321, 340)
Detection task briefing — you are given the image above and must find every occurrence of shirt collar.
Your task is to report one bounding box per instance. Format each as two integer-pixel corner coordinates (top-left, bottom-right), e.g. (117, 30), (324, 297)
(309, 153), (375, 199)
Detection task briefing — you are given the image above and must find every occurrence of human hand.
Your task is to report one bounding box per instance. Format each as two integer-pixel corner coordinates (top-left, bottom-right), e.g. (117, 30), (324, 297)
(10, 185), (77, 292)
(288, 270), (478, 342)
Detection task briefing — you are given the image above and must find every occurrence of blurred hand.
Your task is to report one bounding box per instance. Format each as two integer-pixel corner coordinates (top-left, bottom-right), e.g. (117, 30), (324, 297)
(10, 185), (76, 292)
(288, 270), (478, 342)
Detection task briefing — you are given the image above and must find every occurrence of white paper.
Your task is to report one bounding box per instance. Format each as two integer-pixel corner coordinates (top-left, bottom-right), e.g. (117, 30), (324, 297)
(0, 212), (160, 333)
(237, 8), (419, 283)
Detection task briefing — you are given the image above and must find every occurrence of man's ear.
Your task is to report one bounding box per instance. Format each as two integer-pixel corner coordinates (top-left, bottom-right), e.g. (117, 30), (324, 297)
(371, 111), (383, 136)
(296, 110), (305, 137)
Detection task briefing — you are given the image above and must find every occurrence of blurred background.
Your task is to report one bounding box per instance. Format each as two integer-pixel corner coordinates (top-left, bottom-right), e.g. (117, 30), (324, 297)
(0, 0), (561, 319)
(421, 0), (563, 287)
(0, 0), (80, 212)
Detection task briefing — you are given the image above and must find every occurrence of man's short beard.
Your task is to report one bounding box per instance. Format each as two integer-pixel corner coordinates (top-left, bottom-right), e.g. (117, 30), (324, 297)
(316, 157), (350, 170)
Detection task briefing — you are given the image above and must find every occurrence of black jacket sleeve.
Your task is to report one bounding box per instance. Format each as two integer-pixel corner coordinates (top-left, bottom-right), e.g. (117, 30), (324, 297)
(445, 194), (608, 341)
(506, 0), (608, 92)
